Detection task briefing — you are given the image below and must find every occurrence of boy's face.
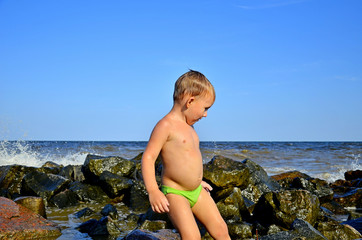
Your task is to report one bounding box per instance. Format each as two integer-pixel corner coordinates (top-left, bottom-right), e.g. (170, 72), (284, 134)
(185, 94), (214, 126)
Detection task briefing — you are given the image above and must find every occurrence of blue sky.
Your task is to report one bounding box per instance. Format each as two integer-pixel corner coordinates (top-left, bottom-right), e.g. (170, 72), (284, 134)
(1, 0), (361, 141)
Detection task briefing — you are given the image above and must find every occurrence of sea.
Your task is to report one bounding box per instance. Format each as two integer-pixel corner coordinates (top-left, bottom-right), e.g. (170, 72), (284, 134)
(0, 141), (361, 239)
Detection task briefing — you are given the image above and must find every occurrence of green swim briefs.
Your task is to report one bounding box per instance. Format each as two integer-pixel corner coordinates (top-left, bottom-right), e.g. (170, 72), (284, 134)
(161, 184), (203, 208)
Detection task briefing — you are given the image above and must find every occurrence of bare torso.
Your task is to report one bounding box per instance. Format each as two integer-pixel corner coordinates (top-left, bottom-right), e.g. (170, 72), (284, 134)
(160, 115), (203, 191)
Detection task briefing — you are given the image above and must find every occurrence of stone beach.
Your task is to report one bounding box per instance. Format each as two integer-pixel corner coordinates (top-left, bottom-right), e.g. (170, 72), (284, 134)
(0, 153), (362, 239)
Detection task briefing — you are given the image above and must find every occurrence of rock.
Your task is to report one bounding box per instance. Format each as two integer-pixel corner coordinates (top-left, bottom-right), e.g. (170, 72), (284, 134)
(59, 165), (85, 182)
(317, 220), (362, 240)
(78, 216), (121, 236)
(342, 217), (362, 234)
(99, 171), (133, 198)
(227, 222), (253, 239)
(333, 188), (362, 208)
(0, 197), (61, 239)
(292, 177), (334, 203)
(14, 196), (46, 218)
(101, 203), (118, 220)
(123, 229), (181, 240)
(320, 201), (350, 222)
(271, 171), (312, 189)
(49, 189), (79, 208)
(259, 219), (327, 240)
(253, 189), (320, 229)
(82, 154), (136, 183)
(345, 170), (362, 181)
(140, 220), (167, 231)
(21, 171), (70, 204)
(128, 180), (150, 212)
(215, 187), (251, 222)
(0, 165), (36, 199)
(68, 181), (109, 203)
(74, 207), (94, 219)
(203, 155), (251, 189)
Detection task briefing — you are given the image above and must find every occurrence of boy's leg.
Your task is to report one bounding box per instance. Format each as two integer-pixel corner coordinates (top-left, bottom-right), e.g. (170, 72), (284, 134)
(192, 189), (230, 240)
(166, 193), (201, 240)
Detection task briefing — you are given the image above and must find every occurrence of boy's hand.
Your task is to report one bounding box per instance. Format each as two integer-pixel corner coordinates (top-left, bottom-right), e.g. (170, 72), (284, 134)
(201, 181), (213, 193)
(149, 189), (170, 213)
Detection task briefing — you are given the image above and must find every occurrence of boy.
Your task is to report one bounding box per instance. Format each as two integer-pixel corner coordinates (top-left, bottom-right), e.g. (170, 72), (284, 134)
(141, 70), (230, 240)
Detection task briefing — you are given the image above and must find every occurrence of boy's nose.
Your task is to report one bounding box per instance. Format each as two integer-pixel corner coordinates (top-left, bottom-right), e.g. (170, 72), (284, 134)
(203, 111), (208, 117)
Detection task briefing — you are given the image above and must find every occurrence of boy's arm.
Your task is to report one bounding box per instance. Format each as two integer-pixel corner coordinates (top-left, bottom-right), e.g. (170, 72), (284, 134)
(141, 120), (170, 213)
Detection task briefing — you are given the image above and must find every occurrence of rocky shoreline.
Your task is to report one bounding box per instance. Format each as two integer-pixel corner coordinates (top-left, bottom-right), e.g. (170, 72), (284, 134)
(0, 153), (361, 239)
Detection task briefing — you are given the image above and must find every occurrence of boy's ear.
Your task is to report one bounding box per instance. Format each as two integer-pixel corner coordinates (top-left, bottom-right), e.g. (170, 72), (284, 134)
(186, 96), (195, 108)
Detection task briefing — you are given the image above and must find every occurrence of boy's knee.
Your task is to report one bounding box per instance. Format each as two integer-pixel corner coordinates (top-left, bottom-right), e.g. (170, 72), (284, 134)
(180, 230), (201, 240)
(212, 222), (230, 240)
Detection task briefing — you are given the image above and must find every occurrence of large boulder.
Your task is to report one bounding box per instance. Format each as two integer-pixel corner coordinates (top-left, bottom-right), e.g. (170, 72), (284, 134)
(253, 189), (320, 229)
(0, 197), (61, 239)
(82, 154), (136, 183)
(77, 216), (121, 236)
(317, 220), (362, 240)
(99, 171), (133, 198)
(21, 171), (70, 205)
(68, 181), (110, 203)
(14, 196), (47, 218)
(203, 155), (251, 189)
(0, 165), (36, 199)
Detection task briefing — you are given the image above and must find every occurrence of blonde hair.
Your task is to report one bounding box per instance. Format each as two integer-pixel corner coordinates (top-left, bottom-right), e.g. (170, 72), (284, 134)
(173, 70), (215, 102)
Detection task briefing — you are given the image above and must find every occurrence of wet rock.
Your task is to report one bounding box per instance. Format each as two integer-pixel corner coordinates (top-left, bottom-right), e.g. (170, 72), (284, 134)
(0, 197), (61, 239)
(40, 161), (63, 174)
(139, 208), (172, 228)
(203, 155), (250, 189)
(21, 171), (70, 204)
(14, 196), (46, 218)
(59, 165), (85, 182)
(317, 220), (362, 240)
(49, 189), (79, 208)
(292, 177), (334, 203)
(78, 216), (121, 236)
(74, 207), (94, 219)
(342, 217), (362, 234)
(68, 181), (109, 203)
(253, 189), (320, 229)
(0, 165), (36, 199)
(333, 188), (362, 208)
(271, 170), (312, 189)
(216, 187), (251, 221)
(82, 154), (136, 183)
(128, 180), (150, 212)
(345, 170), (362, 181)
(259, 219), (327, 240)
(101, 203), (118, 220)
(320, 201), (350, 222)
(123, 229), (181, 240)
(140, 220), (167, 231)
(99, 171), (133, 198)
(227, 222), (253, 239)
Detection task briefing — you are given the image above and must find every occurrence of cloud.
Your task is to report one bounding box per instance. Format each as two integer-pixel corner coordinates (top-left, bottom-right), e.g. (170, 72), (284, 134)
(237, 0), (308, 10)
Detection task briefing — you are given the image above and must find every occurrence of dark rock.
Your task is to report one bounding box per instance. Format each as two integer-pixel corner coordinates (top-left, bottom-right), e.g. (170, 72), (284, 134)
(74, 207), (94, 219)
(216, 187), (251, 221)
(345, 170), (362, 181)
(342, 217), (362, 234)
(123, 229), (181, 240)
(0, 165), (36, 199)
(49, 189), (79, 208)
(203, 155), (250, 189)
(0, 197), (61, 239)
(101, 203), (118, 220)
(253, 189), (320, 229)
(140, 220), (167, 231)
(271, 170), (312, 188)
(59, 165), (85, 182)
(259, 219), (327, 240)
(128, 180), (150, 212)
(292, 177), (334, 203)
(320, 201), (350, 221)
(99, 171), (133, 198)
(139, 208), (172, 228)
(318, 220), (362, 240)
(82, 154), (136, 183)
(333, 188), (362, 208)
(14, 196), (47, 218)
(68, 181), (109, 203)
(227, 222), (253, 239)
(41, 161), (63, 168)
(78, 216), (121, 236)
(21, 171), (70, 204)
